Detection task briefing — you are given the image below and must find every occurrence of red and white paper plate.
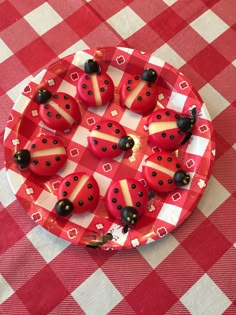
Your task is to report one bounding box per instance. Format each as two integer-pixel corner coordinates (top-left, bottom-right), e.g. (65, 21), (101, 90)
(3, 47), (215, 250)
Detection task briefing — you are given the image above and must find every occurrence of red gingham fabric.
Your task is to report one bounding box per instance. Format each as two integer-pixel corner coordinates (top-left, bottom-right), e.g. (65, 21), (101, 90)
(0, 1), (235, 314)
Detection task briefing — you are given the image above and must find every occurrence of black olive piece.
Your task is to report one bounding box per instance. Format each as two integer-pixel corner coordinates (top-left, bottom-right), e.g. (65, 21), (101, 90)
(127, 86), (131, 91)
(93, 140), (98, 145)
(42, 139), (47, 143)
(96, 125), (101, 130)
(32, 160), (38, 165)
(73, 176), (78, 181)
(87, 183), (92, 188)
(136, 202), (141, 207)
(115, 129), (120, 134)
(177, 107), (197, 133)
(44, 104), (49, 109)
(168, 179), (173, 184)
(112, 144), (117, 150)
(65, 104), (70, 109)
(36, 89), (52, 104)
(53, 94), (58, 99)
(112, 198), (117, 203)
(141, 68), (157, 82)
(158, 180), (163, 185)
(53, 140), (58, 144)
(63, 191), (67, 196)
(56, 114), (61, 119)
(162, 133), (166, 138)
(117, 205), (122, 210)
(174, 170), (190, 186)
(146, 91), (151, 96)
(138, 192), (144, 197)
(166, 111), (170, 116)
(128, 80), (132, 84)
(84, 59), (100, 74)
(55, 199), (74, 216)
(156, 114), (161, 119)
(107, 122), (112, 127)
(31, 144), (36, 149)
(152, 171), (157, 176)
(121, 206), (138, 226)
(102, 147), (107, 152)
(176, 164), (181, 168)
(55, 156), (60, 161)
(45, 161), (51, 166)
(119, 135), (135, 151)
(104, 80), (109, 85)
(137, 96), (142, 101)
(170, 135), (175, 140)
(88, 195), (93, 201)
(82, 84), (87, 88)
(114, 188), (119, 193)
(135, 76), (140, 80)
(88, 90), (93, 95)
(65, 181), (70, 186)
(79, 200), (84, 206)
(64, 95), (69, 100)
(131, 184), (136, 189)
(100, 87), (105, 92)
(167, 157), (172, 162)
(47, 112), (52, 116)
(157, 156), (162, 161)
(14, 149), (31, 168)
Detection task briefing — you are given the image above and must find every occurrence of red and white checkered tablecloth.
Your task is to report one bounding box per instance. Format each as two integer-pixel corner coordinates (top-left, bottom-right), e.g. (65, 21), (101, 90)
(0, 1), (235, 314)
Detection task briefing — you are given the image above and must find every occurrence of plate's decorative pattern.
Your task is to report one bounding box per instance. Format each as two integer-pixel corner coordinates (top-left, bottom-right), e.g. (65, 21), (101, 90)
(4, 47), (215, 250)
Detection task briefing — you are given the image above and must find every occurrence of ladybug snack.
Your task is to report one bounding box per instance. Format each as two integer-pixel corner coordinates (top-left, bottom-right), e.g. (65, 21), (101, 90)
(13, 135), (67, 177)
(77, 59), (114, 108)
(120, 68), (158, 115)
(55, 172), (100, 216)
(148, 107), (197, 151)
(142, 151), (190, 193)
(106, 178), (148, 231)
(88, 119), (135, 159)
(36, 89), (81, 132)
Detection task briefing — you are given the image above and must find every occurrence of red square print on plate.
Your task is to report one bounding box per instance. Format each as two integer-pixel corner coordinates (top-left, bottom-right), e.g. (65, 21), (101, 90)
(125, 270), (178, 314)
(0, 1), (22, 31)
(149, 8), (188, 42)
(179, 63), (207, 91)
(16, 38), (57, 74)
(16, 265), (69, 314)
(65, 5), (103, 38)
(0, 210), (24, 255)
(181, 219), (232, 271)
(188, 45), (230, 81)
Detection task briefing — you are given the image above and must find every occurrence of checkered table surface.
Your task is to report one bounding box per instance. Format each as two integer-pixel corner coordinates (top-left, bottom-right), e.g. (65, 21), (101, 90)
(0, 1), (235, 314)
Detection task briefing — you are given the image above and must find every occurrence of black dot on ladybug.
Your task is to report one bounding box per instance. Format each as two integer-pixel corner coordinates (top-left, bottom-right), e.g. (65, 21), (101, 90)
(112, 198), (117, 203)
(138, 192), (144, 197)
(102, 147), (107, 152)
(170, 135), (175, 140)
(56, 114), (61, 119)
(128, 79), (132, 84)
(82, 84), (87, 88)
(168, 179), (173, 184)
(87, 183), (92, 189)
(146, 91), (151, 96)
(117, 205), (122, 210)
(78, 200), (84, 206)
(65, 104), (70, 109)
(176, 164), (181, 168)
(127, 86), (131, 91)
(32, 160), (38, 165)
(152, 171), (157, 176)
(166, 111), (170, 116)
(175, 114), (180, 119)
(104, 80), (109, 85)
(42, 139), (47, 143)
(131, 184), (136, 189)
(44, 104), (49, 109)
(137, 96), (142, 101)
(88, 195), (93, 201)
(88, 90), (93, 95)
(135, 76), (139, 80)
(112, 144), (117, 150)
(55, 156), (60, 161)
(156, 114), (161, 119)
(157, 156), (162, 161)
(53, 94), (58, 99)
(159, 180), (163, 185)
(148, 82), (152, 88)
(31, 144), (36, 149)
(167, 157), (172, 162)
(63, 191), (67, 196)
(93, 140), (98, 145)
(178, 130), (183, 134)
(64, 95), (69, 100)
(162, 132), (166, 138)
(45, 161), (51, 166)
(136, 202), (141, 207)
(100, 87), (105, 92)
(85, 75), (90, 79)
(107, 122), (112, 127)
(96, 125), (101, 130)
(65, 181), (70, 187)
(47, 112), (52, 117)
(115, 129), (120, 134)
(53, 140), (58, 144)
(73, 176), (78, 181)
(114, 188), (119, 193)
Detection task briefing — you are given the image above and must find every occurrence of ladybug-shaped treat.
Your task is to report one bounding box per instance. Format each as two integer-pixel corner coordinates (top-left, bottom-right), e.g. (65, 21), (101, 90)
(142, 151), (190, 193)
(55, 172), (100, 216)
(36, 89), (81, 132)
(88, 119), (135, 159)
(148, 107), (197, 151)
(106, 178), (148, 232)
(120, 68), (158, 115)
(77, 59), (114, 108)
(14, 135), (67, 177)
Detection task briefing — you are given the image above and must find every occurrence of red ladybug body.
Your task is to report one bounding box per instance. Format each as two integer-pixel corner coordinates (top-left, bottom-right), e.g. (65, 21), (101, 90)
(77, 59), (114, 108)
(142, 151), (190, 193)
(88, 119), (135, 159)
(106, 178), (148, 229)
(14, 135), (67, 177)
(37, 89), (81, 132)
(55, 172), (100, 216)
(120, 69), (158, 116)
(148, 108), (197, 151)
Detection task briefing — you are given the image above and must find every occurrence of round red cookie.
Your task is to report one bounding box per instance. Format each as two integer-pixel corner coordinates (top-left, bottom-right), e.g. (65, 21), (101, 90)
(77, 59), (114, 108)
(106, 178), (148, 227)
(120, 69), (158, 116)
(148, 108), (197, 151)
(88, 119), (135, 159)
(13, 135), (67, 177)
(55, 172), (100, 216)
(142, 151), (190, 193)
(36, 89), (81, 132)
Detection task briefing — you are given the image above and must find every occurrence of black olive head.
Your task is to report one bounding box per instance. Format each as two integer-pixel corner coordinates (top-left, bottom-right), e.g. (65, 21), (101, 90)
(121, 206), (138, 226)
(141, 68), (158, 83)
(84, 59), (100, 74)
(174, 170), (190, 186)
(36, 89), (52, 104)
(55, 199), (74, 216)
(119, 136), (135, 151)
(14, 149), (31, 169)
(177, 116), (195, 132)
